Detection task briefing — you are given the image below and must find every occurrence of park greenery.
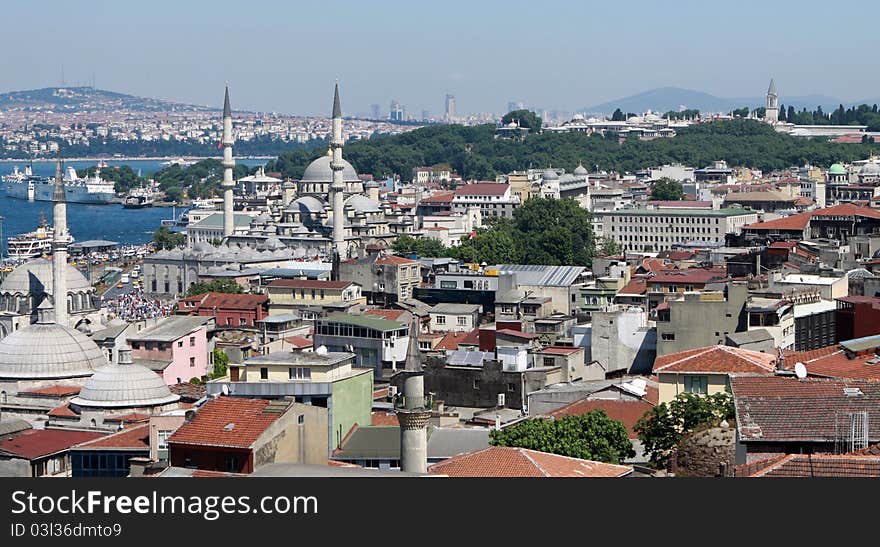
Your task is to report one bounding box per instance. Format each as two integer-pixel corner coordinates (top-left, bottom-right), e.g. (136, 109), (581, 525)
(634, 392), (736, 468)
(489, 411), (636, 464)
(265, 118), (880, 183)
(151, 226), (185, 250)
(649, 177), (687, 201)
(501, 109), (542, 131)
(185, 278), (244, 297)
(392, 197), (596, 266)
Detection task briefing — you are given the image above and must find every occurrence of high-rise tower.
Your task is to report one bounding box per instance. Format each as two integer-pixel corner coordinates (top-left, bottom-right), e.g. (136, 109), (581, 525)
(52, 155), (70, 326)
(221, 85), (235, 238)
(395, 317), (431, 474)
(330, 82), (346, 261)
(765, 78), (779, 123)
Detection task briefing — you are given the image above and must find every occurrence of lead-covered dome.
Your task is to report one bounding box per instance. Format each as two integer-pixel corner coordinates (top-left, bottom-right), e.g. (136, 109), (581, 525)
(71, 346), (179, 408)
(300, 155), (360, 184)
(0, 257), (91, 295)
(0, 302), (105, 379)
(345, 194), (381, 213)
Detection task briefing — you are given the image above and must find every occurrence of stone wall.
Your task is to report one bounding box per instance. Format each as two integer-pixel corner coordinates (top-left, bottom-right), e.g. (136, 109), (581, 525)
(670, 425), (736, 477)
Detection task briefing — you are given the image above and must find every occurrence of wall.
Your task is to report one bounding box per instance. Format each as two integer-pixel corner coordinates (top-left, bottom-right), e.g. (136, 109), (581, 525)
(670, 426), (736, 477)
(169, 444), (253, 474)
(252, 403), (328, 467)
(658, 373), (729, 406)
(0, 458), (31, 477)
(149, 415), (186, 462)
(162, 326), (209, 385)
(329, 372), (374, 450)
(590, 306), (656, 375)
(656, 283), (748, 356)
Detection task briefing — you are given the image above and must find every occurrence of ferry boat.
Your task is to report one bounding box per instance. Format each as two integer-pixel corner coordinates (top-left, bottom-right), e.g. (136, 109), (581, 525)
(6, 213), (74, 259)
(4, 163), (115, 204)
(161, 157), (199, 168)
(123, 187), (156, 209)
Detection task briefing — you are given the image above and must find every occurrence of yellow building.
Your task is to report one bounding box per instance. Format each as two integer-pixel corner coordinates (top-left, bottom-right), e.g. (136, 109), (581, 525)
(653, 345), (778, 405)
(265, 279), (365, 314)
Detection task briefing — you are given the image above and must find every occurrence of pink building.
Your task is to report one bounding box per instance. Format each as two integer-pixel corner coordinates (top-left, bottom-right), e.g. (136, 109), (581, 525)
(128, 316), (213, 385)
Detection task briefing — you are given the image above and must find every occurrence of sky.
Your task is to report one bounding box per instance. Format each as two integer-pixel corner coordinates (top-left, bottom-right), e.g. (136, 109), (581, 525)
(2, 0), (878, 116)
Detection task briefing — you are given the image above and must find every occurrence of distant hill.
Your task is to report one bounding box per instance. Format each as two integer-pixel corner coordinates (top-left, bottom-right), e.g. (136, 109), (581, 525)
(0, 86), (214, 113)
(584, 86), (845, 115)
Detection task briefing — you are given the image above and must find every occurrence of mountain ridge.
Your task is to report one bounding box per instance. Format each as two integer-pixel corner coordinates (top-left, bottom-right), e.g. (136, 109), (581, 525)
(0, 86), (215, 113)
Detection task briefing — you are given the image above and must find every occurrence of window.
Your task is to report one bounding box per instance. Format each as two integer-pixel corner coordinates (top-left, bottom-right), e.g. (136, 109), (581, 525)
(661, 332), (676, 341)
(507, 383), (516, 392)
(260, 367), (268, 380)
(178, 341), (183, 348)
(240, 318), (247, 326)
(189, 336), (195, 347)
(473, 379), (480, 389)
(189, 357), (195, 367)
(457, 316), (468, 326)
(543, 357), (555, 367)
(436, 315), (446, 325)
(440, 280), (457, 289)
(684, 375), (708, 395)
(298, 415), (305, 424)
(289, 367), (311, 380)
(157, 430), (172, 460)
(225, 455), (240, 473)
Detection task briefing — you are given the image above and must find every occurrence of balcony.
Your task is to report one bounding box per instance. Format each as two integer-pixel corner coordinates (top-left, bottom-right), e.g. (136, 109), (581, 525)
(392, 393), (434, 411)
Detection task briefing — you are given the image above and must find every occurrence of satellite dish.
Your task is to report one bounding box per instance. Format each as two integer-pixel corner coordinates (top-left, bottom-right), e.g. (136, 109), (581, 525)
(794, 362), (807, 379)
(221, 384), (229, 396)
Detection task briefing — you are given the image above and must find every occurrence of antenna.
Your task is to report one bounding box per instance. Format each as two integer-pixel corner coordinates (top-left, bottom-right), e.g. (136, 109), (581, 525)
(794, 362), (807, 379)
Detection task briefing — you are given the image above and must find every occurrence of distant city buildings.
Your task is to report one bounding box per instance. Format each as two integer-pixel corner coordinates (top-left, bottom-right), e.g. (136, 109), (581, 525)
(444, 94), (456, 121)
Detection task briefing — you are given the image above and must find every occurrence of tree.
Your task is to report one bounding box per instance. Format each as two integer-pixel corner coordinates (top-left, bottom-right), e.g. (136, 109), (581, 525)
(650, 177), (686, 201)
(778, 103), (787, 122)
(600, 237), (622, 256)
(787, 105), (796, 122)
(392, 234), (449, 258)
(211, 348), (229, 379)
(731, 107), (749, 118)
(489, 411), (636, 464)
(634, 392), (735, 468)
(152, 226), (185, 250)
(185, 279), (243, 297)
(611, 108), (625, 121)
(501, 109), (542, 131)
(753, 106), (767, 119)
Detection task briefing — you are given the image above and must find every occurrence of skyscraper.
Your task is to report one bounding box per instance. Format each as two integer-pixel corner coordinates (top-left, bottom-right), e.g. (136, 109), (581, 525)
(390, 100), (404, 122)
(370, 103), (380, 119)
(445, 94), (456, 120)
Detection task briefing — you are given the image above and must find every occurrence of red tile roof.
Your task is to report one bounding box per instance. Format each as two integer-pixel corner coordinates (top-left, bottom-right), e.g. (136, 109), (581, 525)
(419, 191), (455, 203)
(371, 411), (399, 426)
(375, 255), (419, 265)
(459, 328), (481, 346)
(18, 385), (81, 397)
(743, 212), (812, 231)
(647, 267), (728, 286)
(454, 182), (509, 197)
(428, 447), (632, 477)
(812, 203), (880, 220)
(736, 454), (880, 477)
(653, 345), (778, 374)
(266, 279), (354, 289)
(541, 346), (584, 356)
(617, 278), (647, 296)
(730, 376), (880, 442)
(0, 429), (104, 460)
(364, 309), (408, 321)
(640, 258), (674, 273)
(434, 331), (471, 351)
(181, 292), (268, 310)
(48, 404), (80, 419)
(282, 335), (313, 349)
(104, 413), (151, 424)
(548, 399), (654, 438)
(783, 345), (880, 380)
(495, 329), (539, 340)
(74, 424), (150, 450)
(168, 397), (286, 449)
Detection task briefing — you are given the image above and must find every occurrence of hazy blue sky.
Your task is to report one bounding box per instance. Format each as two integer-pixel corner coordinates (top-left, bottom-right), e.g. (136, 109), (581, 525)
(2, 0), (877, 116)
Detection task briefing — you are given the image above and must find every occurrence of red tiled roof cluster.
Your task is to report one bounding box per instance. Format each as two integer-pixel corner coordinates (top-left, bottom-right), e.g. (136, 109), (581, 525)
(168, 397), (286, 449)
(548, 399), (653, 438)
(736, 454), (880, 477)
(0, 429), (104, 459)
(427, 447), (632, 477)
(647, 267), (728, 286)
(783, 343), (880, 381)
(74, 424), (150, 450)
(375, 255), (419, 265)
(418, 191), (455, 204)
(654, 345), (778, 374)
(181, 292), (268, 310)
(18, 385), (81, 397)
(743, 212), (812, 231)
(453, 182), (509, 197)
(434, 331), (471, 351)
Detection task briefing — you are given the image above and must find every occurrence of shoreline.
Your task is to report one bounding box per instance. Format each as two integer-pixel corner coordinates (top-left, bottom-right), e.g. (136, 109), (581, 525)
(0, 155), (275, 163)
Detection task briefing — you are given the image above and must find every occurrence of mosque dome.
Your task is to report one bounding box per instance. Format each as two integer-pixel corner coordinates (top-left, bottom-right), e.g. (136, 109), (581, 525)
(291, 195), (327, 213)
(0, 302), (105, 379)
(846, 268), (875, 279)
(859, 162), (880, 176)
(345, 194), (381, 213)
(542, 168), (559, 181)
(573, 164), (589, 176)
(71, 346), (179, 408)
(828, 163), (847, 175)
(300, 155), (360, 185)
(0, 257), (91, 295)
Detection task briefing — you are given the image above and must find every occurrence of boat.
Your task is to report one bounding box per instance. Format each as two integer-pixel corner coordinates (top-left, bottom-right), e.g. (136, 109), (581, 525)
(123, 187), (156, 209)
(4, 163), (115, 204)
(160, 206), (189, 229)
(6, 213), (74, 259)
(161, 157), (199, 168)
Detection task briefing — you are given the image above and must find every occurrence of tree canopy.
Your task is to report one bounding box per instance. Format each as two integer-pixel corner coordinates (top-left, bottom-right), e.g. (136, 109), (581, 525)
(185, 279), (243, 297)
(152, 226), (185, 250)
(501, 109), (542, 131)
(489, 411), (636, 464)
(634, 392), (735, 468)
(650, 177), (687, 201)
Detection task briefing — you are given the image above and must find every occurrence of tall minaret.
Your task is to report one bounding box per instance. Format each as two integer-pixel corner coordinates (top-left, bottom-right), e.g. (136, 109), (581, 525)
(395, 317), (431, 474)
(52, 155), (70, 327)
(330, 81), (346, 261)
(765, 78), (779, 123)
(221, 84), (235, 239)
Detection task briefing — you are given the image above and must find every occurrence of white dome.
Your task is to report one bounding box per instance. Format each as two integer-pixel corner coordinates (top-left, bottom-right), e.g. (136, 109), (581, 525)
(300, 155), (360, 184)
(71, 347), (179, 408)
(859, 162), (880, 176)
(345, 194), (381, 213)
(0, 309), (105, 379)
(542, 169), (559, 181)
(573, 164), (589, 176)
(0, 258), (91, 295)
(292, 196), (326, 213)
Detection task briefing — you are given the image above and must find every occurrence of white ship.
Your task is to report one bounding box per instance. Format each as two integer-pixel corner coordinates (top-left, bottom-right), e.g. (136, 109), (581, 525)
(4, 163), (116, 204)
(6, 213), (75, 259)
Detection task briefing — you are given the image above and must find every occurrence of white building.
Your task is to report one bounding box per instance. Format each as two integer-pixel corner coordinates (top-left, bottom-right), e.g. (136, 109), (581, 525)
(452, 182), (520, 219)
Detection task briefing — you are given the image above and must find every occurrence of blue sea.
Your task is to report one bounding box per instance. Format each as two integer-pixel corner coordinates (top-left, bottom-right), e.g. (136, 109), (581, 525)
(0, 158), (268, 253)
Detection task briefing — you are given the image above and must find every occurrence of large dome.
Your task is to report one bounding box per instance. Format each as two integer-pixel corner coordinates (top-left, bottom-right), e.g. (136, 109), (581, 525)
(71, 346), (179, 408)
(828, 163), (846, 175)
(573, 164), (589, 176)
(0, 258), (91, 295)
(300, 155), (360, 184)
(0, 305), (105, 379)
(859, 162), (880, 176)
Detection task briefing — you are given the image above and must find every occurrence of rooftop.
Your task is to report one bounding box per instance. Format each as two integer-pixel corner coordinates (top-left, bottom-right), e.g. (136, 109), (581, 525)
(547, 398), (654, 439)
(73, 424), (150, 451)
(654, 345), (778, 374)
(736, 453), (880, 477)
(266, 279), (355, 290)
(0, 429), (104, 460)
(168, 397), (289, 449)
(427, 446), (632, 477)
(127, 316), (212, 343)
(320, 312), (405, 332)
(180, 292), (268, 310)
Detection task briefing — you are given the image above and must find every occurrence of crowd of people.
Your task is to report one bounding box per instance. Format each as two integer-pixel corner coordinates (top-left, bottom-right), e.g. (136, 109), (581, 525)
(103, 287), (171, 322)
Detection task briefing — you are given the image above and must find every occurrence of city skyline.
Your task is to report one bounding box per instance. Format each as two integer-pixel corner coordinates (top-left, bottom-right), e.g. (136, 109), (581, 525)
(2, 0), (879, 117)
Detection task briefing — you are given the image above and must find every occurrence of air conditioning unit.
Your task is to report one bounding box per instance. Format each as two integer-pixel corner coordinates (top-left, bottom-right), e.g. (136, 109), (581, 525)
(497, 393), (506, 407)
(388, 385), (398, 397)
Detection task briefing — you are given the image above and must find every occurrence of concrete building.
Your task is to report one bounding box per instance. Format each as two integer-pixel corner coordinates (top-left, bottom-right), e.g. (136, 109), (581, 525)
(127, 316), (213, 385)
(314, 312), (409, 378)
(452, 182), (520, 219)
(338, 253), (421, 305)
(656, 282), (749, 356)
(428, 303), (482, 333)
(589, 305), (656, 375)
(770, 273), (848, 301)
(793, 300), (838, 351)
(265, 279), (364, 314)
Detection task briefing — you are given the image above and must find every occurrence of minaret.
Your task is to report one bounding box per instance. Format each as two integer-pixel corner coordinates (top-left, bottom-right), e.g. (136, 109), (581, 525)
(221, 84), (235, 239)
(330, 81), (346, 261)
(395, 317), (431, 473)
(765, 78), (779, 123)
(52, 155), (70, 327)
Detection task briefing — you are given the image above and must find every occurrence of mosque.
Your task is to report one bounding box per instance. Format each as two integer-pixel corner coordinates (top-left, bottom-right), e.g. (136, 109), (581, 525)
(0, 160), (181, 430)
(144, 83), (398, 299)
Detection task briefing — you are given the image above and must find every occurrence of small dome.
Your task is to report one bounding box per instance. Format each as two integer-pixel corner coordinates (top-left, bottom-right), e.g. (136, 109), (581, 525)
(71, 346), (179, 408)
(345, 194), (381, 213)
(542, 168), (559, 181)
(191, 241), (214, 254)
(292, 196), (326, 213)
(573, 164), (589, 176)
(0, 305), (105, 379)
(846, 268), (875, 279)
(0, 258), (91, 295)
(828, 163), (847, 175)
(859, 162), (880, 176)
(300, 155), (360, 185)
